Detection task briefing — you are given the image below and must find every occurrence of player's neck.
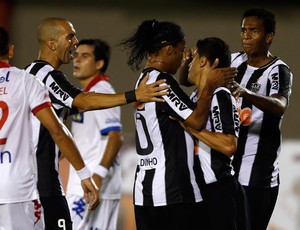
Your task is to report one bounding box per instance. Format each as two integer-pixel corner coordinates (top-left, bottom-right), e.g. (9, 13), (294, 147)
(78, 75), (97, 91)
(247, 51), (274, 68)
(146, 58), (169, 72)
(38, 52), (61, 70)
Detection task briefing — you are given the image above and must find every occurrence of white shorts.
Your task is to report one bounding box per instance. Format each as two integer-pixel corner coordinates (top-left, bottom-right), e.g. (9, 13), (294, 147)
(0, 199), (45, 230)
(66, 194), (120, 230)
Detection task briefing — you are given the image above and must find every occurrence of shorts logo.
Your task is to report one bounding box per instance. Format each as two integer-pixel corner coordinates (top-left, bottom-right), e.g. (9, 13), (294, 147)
(33, 200), (42, 225)
(72, 198), (86, 219)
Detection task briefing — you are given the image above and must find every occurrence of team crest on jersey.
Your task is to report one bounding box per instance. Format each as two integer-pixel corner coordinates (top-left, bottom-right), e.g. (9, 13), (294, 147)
(72, 112), (83, 123)
(250, 82), (261, 93)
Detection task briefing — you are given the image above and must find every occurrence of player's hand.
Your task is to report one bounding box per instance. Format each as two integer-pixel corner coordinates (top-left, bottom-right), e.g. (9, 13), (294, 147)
(135, 73), (170, 103)
(183, 47), (195, 62)
(227, 80), (245, 99)
(81, 178), (100, 211)
(196, 58), (237, 94)
(92, 174), (103, 192)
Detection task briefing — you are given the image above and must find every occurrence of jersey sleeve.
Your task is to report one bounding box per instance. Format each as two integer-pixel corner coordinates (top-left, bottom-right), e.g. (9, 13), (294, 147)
(158, 72), (195, 121)
(210, 88), (239, 137)
(43, 70), (83, 108)
(268, 64), (293, 102)
(25, 72), (52, 115)
(91, 81), (122, 135)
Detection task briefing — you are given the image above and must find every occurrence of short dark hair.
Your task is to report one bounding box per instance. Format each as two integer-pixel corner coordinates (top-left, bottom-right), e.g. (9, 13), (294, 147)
(196, 37), (231, 68)
(242, 8), (276, 35)
(78, 39), (111, 73)
(0, 27), (9, 56)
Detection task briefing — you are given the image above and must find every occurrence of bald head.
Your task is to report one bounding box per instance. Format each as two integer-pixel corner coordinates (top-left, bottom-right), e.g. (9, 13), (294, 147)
(36, 17), (78, 69)
(37, 17), (70, 44)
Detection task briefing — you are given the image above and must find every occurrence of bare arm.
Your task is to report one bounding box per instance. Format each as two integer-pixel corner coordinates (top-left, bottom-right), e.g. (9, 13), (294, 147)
(73, 74), (170, 112)
(183, 60), (237, 131)
(35, 106), (99, 210)
(92, 130), (123, 190)
(230, 81), (288, 117)
(190, 129), (237, 157)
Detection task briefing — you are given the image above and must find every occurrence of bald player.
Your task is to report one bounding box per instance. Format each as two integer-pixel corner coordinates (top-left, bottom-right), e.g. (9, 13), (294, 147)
(25, 17), (169, 230)
(0, 26), (99, 229)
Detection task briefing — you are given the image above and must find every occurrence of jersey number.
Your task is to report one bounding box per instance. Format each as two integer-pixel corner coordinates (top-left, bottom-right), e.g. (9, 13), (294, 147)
(135, 113), (153, 156)
(0, 101), (8, 144)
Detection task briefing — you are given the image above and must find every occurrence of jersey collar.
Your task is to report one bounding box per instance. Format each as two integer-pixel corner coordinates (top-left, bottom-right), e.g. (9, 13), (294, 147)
(85, 75), (110, 92)
(0, 61), (11, 68)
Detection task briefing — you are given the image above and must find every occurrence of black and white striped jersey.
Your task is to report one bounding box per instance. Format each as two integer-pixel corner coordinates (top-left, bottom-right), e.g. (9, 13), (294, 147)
(133, 68), (203, 207)
(190, 87), (240, 184)
(231, 52), (293, 188)
(25, 60), (83, 197)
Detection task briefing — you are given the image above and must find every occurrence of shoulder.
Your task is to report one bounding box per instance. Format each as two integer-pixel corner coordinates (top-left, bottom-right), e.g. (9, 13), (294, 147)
(213, 87), (231, 97)
(273, 58), (292, 70)
(48, 69), (66, 78)
(8, 67), (37, 82)
(90, 80), (116, 94)
(231, 52), (247, 66)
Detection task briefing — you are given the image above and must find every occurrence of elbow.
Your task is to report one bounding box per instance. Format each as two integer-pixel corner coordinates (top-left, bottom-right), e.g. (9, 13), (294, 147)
(223, 145), (236, 157)
(73, 92), (98, 112)
(222, 138), (237, 157)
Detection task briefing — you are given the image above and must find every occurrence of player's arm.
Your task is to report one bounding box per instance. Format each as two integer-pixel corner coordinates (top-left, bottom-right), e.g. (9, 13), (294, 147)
(73, 73), (170, 112)
(183, 60), (237, 131)
(190, 129), (237, 157)
(230, 81), (287, 117)
(34, 106), (99, 210)
(92, 130), (123, 190)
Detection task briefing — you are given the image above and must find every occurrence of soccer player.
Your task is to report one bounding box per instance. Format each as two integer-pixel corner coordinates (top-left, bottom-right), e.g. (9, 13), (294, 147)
(179, 37), (250, 230)
(230, 8), (293, 230)
(0, 27), (99, 229)
(24, 17), (169, 230)
(66, 38), (123, 230)
(120, 19), (237, 230)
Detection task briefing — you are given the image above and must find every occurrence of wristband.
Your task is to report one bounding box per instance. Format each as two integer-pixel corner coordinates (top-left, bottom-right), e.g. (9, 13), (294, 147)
(76, 166), (91, 180)
(94, 165), (109, 178)
(125, 90), (137, 104)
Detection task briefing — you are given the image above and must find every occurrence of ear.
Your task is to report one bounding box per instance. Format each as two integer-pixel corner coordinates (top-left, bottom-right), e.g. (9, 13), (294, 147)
(8, 44), (14, 59)
(199, 56), (207, 67)
(166, 45), (173, 55)
(96, 59), (104, 71)
(47, 40), (57, 51)
(266, 33), (274, 44)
